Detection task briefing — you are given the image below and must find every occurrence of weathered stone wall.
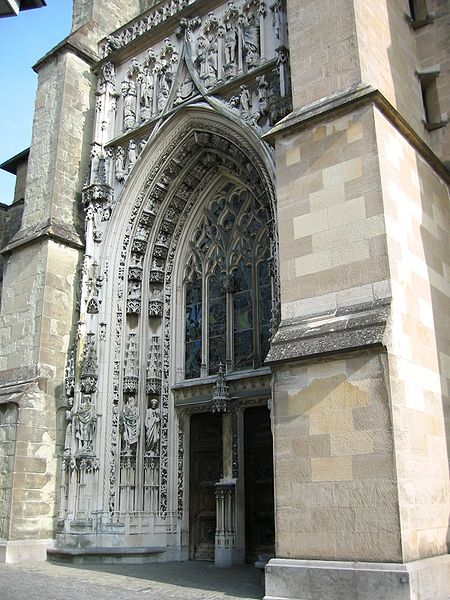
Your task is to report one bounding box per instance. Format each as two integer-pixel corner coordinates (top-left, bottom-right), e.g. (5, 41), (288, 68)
(354, 2), (423, 131)
(22, 50), (94, 236)
(275, 104), (390, 322)
(13, 161), (28, 204)
(0, 239), (79, 542)
(273, 352), (401, 562)
(0, 200), (24, 300)
(375, 107), (450, 559)
(414, 0), (450, 164)
(0, 403), (18, 539)
(72, 0), (141, 39)
(286, 0), (360, 110)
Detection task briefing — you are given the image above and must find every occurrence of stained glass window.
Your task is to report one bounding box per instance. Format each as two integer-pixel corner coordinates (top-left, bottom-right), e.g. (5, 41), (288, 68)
(185, 279), (202, 379)
(208, 270), (227, 374)
(184, 183), (273, 379)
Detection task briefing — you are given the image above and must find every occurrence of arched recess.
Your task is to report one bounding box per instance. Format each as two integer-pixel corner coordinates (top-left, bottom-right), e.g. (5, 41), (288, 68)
(93, 106), (278, 552)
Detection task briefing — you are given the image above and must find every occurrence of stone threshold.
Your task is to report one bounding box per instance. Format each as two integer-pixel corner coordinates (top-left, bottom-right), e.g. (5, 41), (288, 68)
(47, 546), (167, 564)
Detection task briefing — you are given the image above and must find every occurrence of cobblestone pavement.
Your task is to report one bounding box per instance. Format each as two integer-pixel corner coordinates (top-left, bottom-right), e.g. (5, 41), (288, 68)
(0, 560), (264, 600)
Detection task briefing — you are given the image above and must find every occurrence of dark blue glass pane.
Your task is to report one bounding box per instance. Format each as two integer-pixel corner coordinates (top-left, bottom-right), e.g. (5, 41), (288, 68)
(233, 262), (252, 291)
(186, 284), (202, 305)
(259, 284), (271, 326)
(185, 340), (202, 379)
(209, 298), (226, 336)
(209, 274), (225, 300)
(185, 281), (202, 379)
(233, 291), (253, 331)
(234, 330), (253, 370)
(185, 303), (202, 341)
(258, 260), (270, 282)
(209, 336), (226, 375)
(231, 192), (245, 212)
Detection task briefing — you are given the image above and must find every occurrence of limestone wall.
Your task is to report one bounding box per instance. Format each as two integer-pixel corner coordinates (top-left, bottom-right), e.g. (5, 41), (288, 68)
(275, 104), (390, 322)
(375, 108), (450, 560)
(273, 352), (401, 562)
(72, 0), (141, 38)
(0, 238), (80, 541)
(0, 242), (48, 371)
(354, 1), (424, 133)
(0, 403), (18, 539)
(286, 0), (361, 110)
(414, 0), (450, 163)
(22, 51), (94, 234)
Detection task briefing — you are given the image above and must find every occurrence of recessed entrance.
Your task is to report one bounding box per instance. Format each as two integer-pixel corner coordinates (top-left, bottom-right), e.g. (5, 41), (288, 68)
(189, 412), (223, 560)
(244, 406), (275, 563)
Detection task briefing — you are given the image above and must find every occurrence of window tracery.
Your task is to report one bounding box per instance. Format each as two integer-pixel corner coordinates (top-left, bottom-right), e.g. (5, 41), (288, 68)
(184, 182), (272, 378)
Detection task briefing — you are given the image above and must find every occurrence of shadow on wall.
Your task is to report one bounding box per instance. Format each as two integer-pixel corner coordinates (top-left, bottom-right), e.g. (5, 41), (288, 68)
(418, 156), (450, 552)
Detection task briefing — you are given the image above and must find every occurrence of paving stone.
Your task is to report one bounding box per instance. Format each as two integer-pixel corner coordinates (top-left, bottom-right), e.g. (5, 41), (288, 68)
(0, 560), (263, 600)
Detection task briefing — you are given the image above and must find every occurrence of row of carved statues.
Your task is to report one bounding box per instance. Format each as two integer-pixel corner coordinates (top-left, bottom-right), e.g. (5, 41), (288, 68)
(120, 396), (161, 455)
(64, 394), (161, 457)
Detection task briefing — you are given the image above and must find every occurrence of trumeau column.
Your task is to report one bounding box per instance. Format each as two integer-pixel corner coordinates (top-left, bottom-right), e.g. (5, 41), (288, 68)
(263, 1), (450, 598)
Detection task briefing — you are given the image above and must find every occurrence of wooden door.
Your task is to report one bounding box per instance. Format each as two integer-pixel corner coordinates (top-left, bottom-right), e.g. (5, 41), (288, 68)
(244, 406), (275, 563)
(189, 412), (222, 560)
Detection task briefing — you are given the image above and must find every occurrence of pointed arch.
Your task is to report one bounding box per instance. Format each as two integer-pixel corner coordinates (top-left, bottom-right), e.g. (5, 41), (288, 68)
(93, 106), (278, 521)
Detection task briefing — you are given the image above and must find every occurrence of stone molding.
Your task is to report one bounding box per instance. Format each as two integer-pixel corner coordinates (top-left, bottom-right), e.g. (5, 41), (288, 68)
(266, 299), (390, 366)
(32, 36), (97, 73)
(0, 218), (84, 255)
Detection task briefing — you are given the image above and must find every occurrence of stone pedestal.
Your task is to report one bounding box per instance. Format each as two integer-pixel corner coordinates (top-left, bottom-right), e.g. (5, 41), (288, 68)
(264, 555), (450, 600)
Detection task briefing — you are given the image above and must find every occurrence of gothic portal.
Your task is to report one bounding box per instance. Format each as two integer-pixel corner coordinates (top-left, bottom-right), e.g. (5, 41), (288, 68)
(59, 105), (280, 562)
(1, 1), (450, 599)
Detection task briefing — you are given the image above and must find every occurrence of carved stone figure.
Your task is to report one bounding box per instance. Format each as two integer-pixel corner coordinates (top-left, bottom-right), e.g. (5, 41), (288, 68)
(139, 67), (154, 121)
(121, 78), (137, 131)
(120, 396), (140, 452)
(239, 85), (252, 112)
(175, 75), (195, 105)
(243, 18), (260, 69)
(128, 140), (137, 172)
(74, 395), (97, 451)
(115, 146), (126, 182)
(145, 399), (161, 454)
(128, 280), (141, 300)
(224, 21), (237, 64)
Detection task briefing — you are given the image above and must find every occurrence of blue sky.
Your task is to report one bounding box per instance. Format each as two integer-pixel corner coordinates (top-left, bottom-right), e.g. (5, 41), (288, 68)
(0, 0), (73, 204)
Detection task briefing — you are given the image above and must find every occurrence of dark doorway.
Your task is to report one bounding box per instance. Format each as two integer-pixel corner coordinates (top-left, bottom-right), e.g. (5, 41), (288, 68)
(244, 405), (275, 563)
(189, 412), (222, 560)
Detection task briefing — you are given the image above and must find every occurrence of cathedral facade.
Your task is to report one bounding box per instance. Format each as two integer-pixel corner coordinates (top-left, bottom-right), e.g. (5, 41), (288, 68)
(0, 1), (449, 598)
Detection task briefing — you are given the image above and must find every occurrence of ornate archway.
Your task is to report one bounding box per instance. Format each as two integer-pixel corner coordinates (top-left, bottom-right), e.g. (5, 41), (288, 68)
(59, 109), (279, 561)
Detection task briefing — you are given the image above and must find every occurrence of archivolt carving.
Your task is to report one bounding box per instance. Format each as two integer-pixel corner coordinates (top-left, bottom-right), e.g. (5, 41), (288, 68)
(63, 114), (278, 530)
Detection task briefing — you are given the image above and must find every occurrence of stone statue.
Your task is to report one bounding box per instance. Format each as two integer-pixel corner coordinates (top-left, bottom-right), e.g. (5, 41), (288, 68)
(121, 78), (137, 131)
(145, 399), (161, 454)
(239, 85), (252, 112)
(115, 146), (126, 182)
(139, 67), (154, 120)
(243, 18), (260, 68)
(120, 396), (140, 452)
(74, 395), (97, 451)
(128, 140), (137, 172)
(224, 21), (237, 64)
